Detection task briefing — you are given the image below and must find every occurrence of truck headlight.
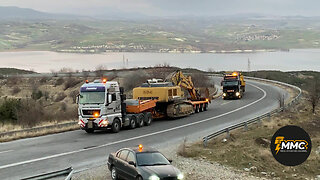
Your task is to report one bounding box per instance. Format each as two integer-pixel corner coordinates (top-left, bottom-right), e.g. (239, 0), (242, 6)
(177, 173), (184, 179)
(236, 92), (240, 96)
(101, 120), (108, 126)
(149, 175), (160, 180)
(223, 93), (226, 97)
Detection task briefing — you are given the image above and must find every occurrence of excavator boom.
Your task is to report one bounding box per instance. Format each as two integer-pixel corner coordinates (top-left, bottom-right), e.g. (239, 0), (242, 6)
(168, 70), (202, 101)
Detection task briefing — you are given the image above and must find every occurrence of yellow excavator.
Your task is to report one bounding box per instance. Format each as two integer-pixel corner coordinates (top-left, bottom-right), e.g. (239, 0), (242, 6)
(133, 70), (210, 118)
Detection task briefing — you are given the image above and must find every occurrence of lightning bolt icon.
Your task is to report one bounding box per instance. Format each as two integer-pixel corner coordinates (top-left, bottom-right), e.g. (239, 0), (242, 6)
(275, 136), (284, 154)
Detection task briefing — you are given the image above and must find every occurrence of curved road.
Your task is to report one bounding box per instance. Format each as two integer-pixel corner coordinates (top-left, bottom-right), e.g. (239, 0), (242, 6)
(0, 78), (288, 179)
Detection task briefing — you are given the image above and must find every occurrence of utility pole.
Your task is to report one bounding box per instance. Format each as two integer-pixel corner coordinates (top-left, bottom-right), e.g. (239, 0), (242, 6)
(247, 58), (251, 72)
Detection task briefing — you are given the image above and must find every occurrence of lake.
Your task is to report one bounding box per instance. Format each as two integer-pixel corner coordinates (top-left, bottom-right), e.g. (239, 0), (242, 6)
(0, 49), (319, 73)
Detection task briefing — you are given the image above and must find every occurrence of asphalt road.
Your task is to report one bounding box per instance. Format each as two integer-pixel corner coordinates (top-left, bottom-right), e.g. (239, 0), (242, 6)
(0, 79), (288, 179)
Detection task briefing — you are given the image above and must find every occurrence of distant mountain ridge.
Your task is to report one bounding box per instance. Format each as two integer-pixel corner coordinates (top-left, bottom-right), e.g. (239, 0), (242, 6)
(0, 6), (82, 20)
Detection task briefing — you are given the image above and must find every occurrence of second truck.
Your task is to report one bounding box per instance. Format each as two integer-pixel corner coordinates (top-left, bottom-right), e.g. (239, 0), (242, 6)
(221, 72), (246, 99)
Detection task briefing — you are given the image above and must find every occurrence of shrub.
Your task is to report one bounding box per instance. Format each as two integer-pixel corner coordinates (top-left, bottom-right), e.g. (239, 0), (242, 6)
(64, 78), (81, 90)
(31, 90), (43, 100)
(0, 98), (20, 123)
(69, 90), (79, 104)
(39, 77), (48, 84)
(54, 78), (64, 86)
(16, 99), (44, 128)
(54, 92), (67, 102)
(11, 86), (21, 95)
(123, 71), (149, 90)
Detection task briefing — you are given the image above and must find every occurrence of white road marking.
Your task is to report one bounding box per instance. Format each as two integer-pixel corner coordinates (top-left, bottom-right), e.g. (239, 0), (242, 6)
(0, 83), (266, 170)
(0, 150), (13, 154)
(220, 101), (232, 106)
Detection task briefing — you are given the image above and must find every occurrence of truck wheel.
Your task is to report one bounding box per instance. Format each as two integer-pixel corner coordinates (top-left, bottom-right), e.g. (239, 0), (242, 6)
(129, 115), (137, 129)
(199, 104), (203, 112)
(112, 119), (121, 133)
(144, 112), (152, 126)
(203, 103), (208, 111)
(85, 129), (94, 133)
(195, 105), (199, 113)
(111, 166), (118, 180)
(137, 114), (144, 128)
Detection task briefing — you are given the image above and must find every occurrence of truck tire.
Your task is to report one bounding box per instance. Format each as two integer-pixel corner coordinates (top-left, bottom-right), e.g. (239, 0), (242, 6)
(203, 103), (208, 111)
(195, 105), (199, 113)
(129, 115), (137, 129)
(199, 104), (203, 112)
(144, 112), (152, 126)
(112, 119), (121, 133)
(137, 114), (144, 128)
(111, 166), (118, 180)
(85, 129), (94, 133)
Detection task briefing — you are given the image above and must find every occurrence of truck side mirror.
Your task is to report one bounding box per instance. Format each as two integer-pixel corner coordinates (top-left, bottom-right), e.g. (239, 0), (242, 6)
(76, 94), (80, 104)
(108, 94), (112, 104)
(168, 159), (173, 163)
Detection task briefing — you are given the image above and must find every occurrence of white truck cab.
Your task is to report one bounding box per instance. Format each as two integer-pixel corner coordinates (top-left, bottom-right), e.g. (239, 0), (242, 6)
(77, 79), (123, 133)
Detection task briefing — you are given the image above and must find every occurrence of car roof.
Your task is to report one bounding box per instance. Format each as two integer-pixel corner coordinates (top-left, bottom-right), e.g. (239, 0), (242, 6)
(119, 146), (159, 153)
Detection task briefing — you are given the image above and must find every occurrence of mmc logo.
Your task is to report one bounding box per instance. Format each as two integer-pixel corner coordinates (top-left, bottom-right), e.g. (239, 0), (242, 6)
(271, 125), (311, 166)
(274, 136), (308, 154)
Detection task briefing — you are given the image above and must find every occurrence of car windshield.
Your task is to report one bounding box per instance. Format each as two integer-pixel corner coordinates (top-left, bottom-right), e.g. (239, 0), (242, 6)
(137, 152), (170, 166)
(79, 91), (105, 104)
(223, 81), (238, 86)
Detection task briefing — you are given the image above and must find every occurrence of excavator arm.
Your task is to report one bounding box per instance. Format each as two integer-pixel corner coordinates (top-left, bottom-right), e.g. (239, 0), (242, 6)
(168, 70), (202, 101)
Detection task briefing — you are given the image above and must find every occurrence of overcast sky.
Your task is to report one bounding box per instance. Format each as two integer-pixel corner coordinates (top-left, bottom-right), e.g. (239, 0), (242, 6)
(0, 0), (319, 17)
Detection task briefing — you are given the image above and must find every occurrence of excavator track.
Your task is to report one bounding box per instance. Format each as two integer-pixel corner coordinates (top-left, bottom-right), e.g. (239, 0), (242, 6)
(166, 101), (194, 118)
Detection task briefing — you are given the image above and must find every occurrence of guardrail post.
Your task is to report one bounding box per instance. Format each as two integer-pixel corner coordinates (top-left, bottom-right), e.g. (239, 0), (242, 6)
(268, 112), (271, 121)
(203, 137), (208, 147)
(226, 128), (230, 138)
(257, 117), (261, 125)
(244, 122), (248, 131)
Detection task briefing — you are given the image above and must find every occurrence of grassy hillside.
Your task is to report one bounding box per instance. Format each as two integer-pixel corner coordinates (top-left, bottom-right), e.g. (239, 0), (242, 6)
(0, 68), (35, 75)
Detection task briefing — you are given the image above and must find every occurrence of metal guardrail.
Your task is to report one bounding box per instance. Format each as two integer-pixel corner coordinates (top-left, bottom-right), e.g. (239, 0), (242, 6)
(21, 167), (74, 180)
(202, 76), (302, 147)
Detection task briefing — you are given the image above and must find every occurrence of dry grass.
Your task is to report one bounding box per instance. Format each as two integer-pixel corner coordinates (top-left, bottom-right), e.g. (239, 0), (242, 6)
(0, 122), (78, 143)
(179, 98), (320, 179)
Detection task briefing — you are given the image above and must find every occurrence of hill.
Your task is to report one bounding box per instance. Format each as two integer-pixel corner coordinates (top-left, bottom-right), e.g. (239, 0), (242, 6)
(0, 68), (36, 75)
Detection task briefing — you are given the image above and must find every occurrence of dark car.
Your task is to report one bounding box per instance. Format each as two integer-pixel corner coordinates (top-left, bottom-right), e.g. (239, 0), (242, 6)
(107, 145), (184, 180)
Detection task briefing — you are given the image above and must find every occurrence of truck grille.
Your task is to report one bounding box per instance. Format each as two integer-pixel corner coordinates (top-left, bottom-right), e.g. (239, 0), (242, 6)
(82, 109), (100, 116)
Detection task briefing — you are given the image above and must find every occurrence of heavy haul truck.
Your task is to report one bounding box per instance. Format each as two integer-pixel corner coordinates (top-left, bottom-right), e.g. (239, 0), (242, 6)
(77, 71), (210, 133)
(221, 72), (245, 99)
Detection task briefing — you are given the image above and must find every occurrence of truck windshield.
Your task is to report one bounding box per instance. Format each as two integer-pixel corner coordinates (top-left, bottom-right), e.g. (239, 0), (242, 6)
(223, 81), (238, 86)
(79, 92), (105, 104)
(137, 152), (170, 166)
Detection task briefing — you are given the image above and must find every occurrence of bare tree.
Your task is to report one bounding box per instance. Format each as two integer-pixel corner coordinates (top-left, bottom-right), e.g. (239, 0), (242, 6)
(307, 79), (320, 114)
(95, 65), (107, 78)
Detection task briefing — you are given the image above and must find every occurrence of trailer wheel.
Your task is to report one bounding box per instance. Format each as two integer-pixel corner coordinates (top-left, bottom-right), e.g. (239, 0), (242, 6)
(199, 104), (203, 112)
(112, 119), (121, 133)
(195, 105), (199, 113)
(137, 114), (144, 128)
(144, 112), (152, 126)
(129, 115), (137, 129)
(203, 103), (208, 111)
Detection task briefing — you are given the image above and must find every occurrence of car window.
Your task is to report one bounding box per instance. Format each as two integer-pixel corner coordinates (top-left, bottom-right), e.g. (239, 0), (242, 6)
(136, 152), (170, 166)
(119, 150), (129, 160)
(126, 152), (136, 163)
